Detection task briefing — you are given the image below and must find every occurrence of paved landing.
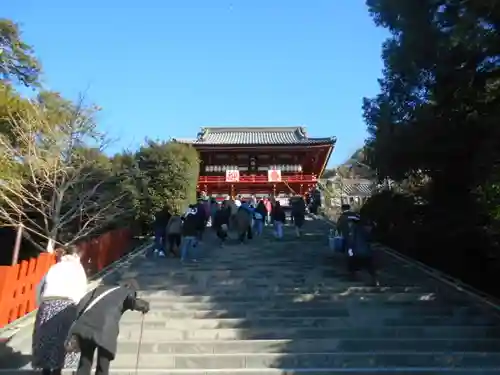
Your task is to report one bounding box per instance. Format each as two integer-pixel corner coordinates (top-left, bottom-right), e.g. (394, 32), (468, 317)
(3, 217), (500, 374)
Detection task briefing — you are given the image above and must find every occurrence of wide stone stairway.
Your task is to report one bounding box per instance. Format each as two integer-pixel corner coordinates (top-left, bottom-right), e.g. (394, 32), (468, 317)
(4, 217), (500, 374)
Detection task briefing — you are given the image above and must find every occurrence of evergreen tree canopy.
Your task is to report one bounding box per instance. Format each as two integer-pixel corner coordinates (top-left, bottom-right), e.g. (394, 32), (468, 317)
(362, 0), (500, 295)
(136, 140), (199, 222)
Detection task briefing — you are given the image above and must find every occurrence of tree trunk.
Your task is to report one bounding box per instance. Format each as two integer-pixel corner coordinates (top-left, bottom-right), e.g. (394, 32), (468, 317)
(11, 224), (23, 265)
(46, 238), (56, 253)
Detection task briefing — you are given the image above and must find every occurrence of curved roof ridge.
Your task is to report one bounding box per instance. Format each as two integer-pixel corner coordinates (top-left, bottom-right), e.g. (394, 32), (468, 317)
(176, 126), (336, 146)
(201, 126), (304, 133)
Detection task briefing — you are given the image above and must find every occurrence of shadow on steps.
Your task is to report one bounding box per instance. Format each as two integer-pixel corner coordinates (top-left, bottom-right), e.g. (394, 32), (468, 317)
(111, 220), (500, 373)
(0, 337), (31, 369)
(4, 219), (500, 373)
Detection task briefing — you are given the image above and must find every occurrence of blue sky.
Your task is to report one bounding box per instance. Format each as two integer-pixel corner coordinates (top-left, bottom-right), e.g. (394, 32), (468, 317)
(4, 0), (388, 166)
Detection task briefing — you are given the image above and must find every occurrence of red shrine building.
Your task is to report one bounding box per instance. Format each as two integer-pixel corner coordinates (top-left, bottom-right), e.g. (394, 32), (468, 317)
(176, 126), (336, 199)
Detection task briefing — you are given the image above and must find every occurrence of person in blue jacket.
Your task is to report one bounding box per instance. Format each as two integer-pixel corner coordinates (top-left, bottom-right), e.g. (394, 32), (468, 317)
(344, 215), (379, 286)
(253, 200), (267, 236)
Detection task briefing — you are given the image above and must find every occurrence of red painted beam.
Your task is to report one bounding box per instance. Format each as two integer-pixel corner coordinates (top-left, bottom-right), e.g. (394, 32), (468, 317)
(198, 174), (317, 184)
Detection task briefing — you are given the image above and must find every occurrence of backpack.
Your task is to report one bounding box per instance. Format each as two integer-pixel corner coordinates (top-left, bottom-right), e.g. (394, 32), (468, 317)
(167, 216), (182, 234)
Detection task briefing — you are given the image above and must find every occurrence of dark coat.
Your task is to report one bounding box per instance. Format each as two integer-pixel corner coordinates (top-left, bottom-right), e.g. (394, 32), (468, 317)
(254, 202), (267, 219)
(195, 203), (206, 225)
(271, 206), (286, 223)
(70, 285), (142, 359)
(291, 197), (306, 216)
(236, 206), (252, 234)
(182, 213), (199, 237)
(337, 210), (359, 237)
(345, 222), (373, 257)
(153, 209), (171, 231)
(213, 209), (230, 229)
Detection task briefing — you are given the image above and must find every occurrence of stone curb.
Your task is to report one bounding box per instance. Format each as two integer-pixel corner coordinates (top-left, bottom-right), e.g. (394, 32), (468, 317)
(0, 238), (153, 346)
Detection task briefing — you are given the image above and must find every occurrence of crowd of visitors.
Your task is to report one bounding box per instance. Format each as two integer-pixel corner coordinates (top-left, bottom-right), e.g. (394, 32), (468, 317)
(29, 194), (380, 375)
(151, 194), (308, 261)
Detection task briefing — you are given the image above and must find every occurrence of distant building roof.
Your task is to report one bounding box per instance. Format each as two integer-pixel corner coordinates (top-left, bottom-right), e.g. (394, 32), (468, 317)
(319, 178), (375, 197)
(342, 181), (373, 197)
(174, 126), (336, 146)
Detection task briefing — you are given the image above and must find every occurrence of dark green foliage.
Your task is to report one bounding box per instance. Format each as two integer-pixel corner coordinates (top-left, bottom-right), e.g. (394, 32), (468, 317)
(363, 0), (500, 295)
(134, 140), (199, 227)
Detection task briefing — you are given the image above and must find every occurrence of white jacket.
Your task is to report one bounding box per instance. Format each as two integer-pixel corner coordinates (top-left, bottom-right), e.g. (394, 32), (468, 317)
(37, 255), (88, 304)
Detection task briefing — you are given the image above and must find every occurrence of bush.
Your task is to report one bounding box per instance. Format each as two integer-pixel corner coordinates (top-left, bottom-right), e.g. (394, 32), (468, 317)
(362, 191), (500, 297)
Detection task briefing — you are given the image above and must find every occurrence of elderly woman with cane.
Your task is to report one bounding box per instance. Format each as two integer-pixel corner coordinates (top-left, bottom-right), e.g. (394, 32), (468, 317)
(67, 279), (150, 375)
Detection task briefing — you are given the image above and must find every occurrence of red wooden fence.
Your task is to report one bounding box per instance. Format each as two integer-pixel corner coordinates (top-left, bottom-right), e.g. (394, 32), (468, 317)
(0, 228), (132, 328)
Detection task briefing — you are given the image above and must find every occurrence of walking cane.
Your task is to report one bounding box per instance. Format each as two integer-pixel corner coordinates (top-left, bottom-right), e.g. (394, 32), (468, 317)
(134, 312), (145, 375)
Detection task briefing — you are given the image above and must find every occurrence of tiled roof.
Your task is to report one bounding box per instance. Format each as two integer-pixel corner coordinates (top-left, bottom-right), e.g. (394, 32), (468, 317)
(319, 178), (375, 197)
(342, 182), (373, 197)
(174, 127), (336, 145)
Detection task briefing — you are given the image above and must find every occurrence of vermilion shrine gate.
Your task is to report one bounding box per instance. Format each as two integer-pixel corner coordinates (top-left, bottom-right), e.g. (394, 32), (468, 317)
(176, 126), (336, 198)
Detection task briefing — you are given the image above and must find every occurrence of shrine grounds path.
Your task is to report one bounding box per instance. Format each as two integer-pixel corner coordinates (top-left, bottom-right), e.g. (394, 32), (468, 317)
(3, 216), (500, 374)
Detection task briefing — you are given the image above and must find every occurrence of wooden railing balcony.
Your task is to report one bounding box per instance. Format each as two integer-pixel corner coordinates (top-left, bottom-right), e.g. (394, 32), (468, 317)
(198, 174), (317, 183)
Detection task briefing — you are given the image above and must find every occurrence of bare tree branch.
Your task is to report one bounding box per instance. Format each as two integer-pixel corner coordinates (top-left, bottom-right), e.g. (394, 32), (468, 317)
(0, 98), (131, 252)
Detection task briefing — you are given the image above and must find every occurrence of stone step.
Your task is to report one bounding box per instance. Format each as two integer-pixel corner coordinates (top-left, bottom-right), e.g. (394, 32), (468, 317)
(119, 326), (500, 341)
(121, 305), (485, 322)
(119, 316), (497, 331)
(136, 269), (349, 275)
(13, 338), (500, 356)
(138, 286), (433, 297)
(133, 266), (383, 274)
(142, 293), (445, 307)
(5, 368), (500, 374)
(5, 217), (499, 374)
(131, 265), (340, 274)
(105, 351), (500, 369)
(122, 303), (482, 319)
(129, 268), (353, 277)
(13, 338), (499, 357)
(111, 338), (500, 354)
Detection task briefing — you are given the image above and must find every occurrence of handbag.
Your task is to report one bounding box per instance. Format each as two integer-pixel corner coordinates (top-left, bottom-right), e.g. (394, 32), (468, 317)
(65, 286), (120, 352)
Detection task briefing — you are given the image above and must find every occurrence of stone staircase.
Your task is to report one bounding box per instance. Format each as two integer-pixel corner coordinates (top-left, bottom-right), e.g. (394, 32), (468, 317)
(3, 217), (500, 373)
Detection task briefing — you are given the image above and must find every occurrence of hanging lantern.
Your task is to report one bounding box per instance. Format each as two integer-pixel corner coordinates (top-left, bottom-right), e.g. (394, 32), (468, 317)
(249, 156), (257, 172)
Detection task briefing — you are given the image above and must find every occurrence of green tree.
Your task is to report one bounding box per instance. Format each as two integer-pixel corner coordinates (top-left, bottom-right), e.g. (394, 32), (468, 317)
(0, 18), (135, 252)
(0, 18), (41, 87)
(0, 99), (131, 252)
(362, 0), (500, 290)
(110, 150), (143, 229)
(364, 0), (500, 189)
(0, 84), (30, 139)
(135, 140), (199, 226)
